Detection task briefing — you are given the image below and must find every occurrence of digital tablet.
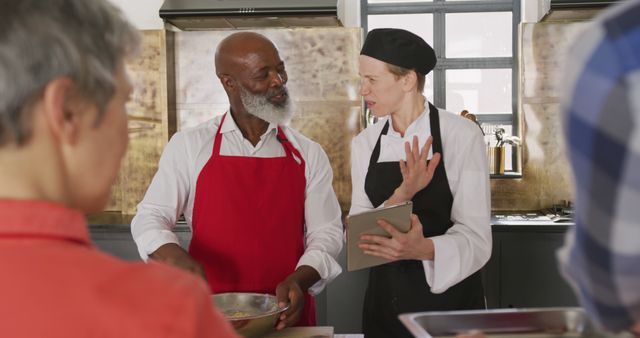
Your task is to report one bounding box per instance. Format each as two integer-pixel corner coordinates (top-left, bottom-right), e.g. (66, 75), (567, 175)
(345, 201), (413, 271)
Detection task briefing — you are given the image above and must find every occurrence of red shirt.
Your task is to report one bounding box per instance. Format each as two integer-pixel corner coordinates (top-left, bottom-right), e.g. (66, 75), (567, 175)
(0, 200), (239, 338)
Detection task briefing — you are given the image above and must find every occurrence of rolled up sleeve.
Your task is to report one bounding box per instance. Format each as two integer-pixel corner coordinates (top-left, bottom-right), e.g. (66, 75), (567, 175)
(297, 144), (344, 295)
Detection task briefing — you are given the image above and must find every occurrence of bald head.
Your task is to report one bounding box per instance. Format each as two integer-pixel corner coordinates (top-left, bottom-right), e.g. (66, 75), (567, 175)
(215, 32), (279, 77)
(213, 32), (291, 125)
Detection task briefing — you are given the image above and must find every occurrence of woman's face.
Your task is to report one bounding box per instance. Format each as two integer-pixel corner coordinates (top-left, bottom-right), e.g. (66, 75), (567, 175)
(65, 63), (132, 213)
(359, 55), (404, 118)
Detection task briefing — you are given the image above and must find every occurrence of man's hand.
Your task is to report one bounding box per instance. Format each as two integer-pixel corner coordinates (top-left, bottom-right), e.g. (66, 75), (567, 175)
(274, 278), (304, 330)
(149, 243), (207, 282)
(359, 214), (435, 261)
(274, 266), (320, 330)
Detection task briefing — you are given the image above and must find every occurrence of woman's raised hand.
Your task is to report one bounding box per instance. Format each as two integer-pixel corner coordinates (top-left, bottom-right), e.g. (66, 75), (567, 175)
(396, 135), (441, 201)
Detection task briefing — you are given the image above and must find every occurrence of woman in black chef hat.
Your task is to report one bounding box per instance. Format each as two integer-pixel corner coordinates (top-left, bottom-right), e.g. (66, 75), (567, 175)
(349, 28), (492, 337)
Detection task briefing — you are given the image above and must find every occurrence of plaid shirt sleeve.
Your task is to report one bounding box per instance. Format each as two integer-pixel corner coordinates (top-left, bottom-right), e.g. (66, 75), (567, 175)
(557, 0), (640, 333)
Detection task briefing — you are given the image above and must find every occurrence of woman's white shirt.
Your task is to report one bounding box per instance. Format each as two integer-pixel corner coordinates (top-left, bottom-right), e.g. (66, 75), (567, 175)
(349, 107), (491, 294)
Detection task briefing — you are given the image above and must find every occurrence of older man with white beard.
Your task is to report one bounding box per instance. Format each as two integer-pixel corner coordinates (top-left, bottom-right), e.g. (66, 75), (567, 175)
(131, 32), (343, 330)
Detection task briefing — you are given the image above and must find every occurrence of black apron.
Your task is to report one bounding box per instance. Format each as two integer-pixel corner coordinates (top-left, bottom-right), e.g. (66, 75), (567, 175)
(362, 103), (485, 338)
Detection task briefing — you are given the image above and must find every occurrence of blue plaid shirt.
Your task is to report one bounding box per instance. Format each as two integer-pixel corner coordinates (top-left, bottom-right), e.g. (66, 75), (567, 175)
(557, 0), (640, 333)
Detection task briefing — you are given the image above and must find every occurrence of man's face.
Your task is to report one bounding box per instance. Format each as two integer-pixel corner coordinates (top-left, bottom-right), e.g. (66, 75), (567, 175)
(239, 83), (292, 125)
(233, 41), (292, 124)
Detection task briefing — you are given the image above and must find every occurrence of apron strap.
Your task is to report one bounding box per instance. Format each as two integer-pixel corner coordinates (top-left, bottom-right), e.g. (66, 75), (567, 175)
(368, 120), (390, 168)
(427, 103), (444, 162)
(212, 113), (304, 168)
(277, 126), (306, 168)
(211, 113), (227, 157)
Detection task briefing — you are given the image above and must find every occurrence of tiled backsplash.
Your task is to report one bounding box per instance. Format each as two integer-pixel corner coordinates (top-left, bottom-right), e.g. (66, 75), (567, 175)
(108, 21), (593, 216)
(106, 28), (362, 216)
(173, 28), (362, 212)
(105, 30), (169, 215)
(490, 22), (587, 211)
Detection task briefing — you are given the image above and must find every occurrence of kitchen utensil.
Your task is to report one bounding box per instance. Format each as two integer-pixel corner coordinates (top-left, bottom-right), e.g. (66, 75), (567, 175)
(213, 292), (289, 338)
(495, 128), (506, 147)
(399, 307), (590, 338)
(488, 146), (506, 175)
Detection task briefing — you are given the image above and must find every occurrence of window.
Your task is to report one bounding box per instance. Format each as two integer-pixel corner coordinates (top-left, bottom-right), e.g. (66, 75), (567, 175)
(362, 0), (522, 177)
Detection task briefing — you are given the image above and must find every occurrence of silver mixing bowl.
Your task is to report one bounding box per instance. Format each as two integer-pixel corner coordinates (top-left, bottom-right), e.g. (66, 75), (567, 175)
(212, 292), (289, 338)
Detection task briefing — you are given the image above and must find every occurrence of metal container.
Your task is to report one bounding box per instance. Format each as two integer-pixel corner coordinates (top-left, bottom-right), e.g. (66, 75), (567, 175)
(488, 146), (506, 175)
(212, 292), (289, 338)
(399, 307), (589, 338)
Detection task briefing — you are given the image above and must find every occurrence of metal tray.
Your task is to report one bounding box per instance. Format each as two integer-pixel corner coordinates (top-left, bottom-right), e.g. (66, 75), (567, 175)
(399, 308), (589, 338)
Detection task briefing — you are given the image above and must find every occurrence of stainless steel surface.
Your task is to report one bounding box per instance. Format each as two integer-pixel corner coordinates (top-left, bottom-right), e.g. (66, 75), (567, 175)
(491, 210), (574, 226)
(213, 293), (289, 338)
(549, 0), (620, 10)
(399, 308), (588, 338)
(159, 0), (340, 30)
(262, 326), (333, 338)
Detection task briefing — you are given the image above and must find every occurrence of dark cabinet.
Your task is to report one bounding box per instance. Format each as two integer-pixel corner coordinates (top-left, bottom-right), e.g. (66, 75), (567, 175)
(89, 225), (192, 261)
(483, 225), (579, 308)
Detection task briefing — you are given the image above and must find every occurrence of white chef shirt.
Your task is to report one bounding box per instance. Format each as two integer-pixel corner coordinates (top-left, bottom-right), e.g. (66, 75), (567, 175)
(349, 106), (491, 294)
(131, 113), (344, 295)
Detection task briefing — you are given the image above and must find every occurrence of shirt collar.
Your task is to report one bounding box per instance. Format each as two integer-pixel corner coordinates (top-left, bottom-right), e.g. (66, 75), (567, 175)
(220, 112), (278, 137)
(387, 105), (430, 139)
(0, 199), (91, 246)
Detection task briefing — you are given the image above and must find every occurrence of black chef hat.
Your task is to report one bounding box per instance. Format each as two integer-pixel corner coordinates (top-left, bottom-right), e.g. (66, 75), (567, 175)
(360, 28), (436, 75)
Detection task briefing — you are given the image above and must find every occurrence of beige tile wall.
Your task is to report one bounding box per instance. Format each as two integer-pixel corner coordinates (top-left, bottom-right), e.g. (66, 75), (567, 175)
(107, 28), (363, 217)
(105, 30), (169, 216)
(490, 22), (587, 211)
(173, 28), (363, 213)
(107, 22), (592, 217)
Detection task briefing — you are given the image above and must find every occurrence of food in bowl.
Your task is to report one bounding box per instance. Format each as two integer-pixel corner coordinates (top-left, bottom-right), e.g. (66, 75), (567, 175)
(212, 292), (289, 338)
(225, 310), (252, 319)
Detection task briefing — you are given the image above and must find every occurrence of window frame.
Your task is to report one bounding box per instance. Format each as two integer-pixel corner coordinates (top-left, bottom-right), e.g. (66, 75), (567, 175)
(361, 0), (521, 132)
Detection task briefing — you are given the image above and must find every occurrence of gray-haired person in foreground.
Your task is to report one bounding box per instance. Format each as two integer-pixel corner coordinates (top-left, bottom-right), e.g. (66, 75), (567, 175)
(0, 0), (238, 336)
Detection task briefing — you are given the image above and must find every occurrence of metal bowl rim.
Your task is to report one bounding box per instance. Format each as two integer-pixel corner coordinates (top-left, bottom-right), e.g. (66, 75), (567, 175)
(213, 292), (291, 321)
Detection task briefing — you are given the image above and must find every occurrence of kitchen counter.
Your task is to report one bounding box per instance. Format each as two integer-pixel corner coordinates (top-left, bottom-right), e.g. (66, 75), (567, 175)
(490, 212), (573, 232)
(263, 327), (332, 338)
(89, 215), (573, 230)
(492, 211), (573, 224)
(261, 327), (362, 338)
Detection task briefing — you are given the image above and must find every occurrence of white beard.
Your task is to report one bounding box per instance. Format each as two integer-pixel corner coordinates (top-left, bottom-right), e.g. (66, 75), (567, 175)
(239, 85), (293, 125)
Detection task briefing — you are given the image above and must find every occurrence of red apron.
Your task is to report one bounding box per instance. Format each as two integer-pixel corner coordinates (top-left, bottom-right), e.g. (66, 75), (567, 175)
(189, 113), (315, 326)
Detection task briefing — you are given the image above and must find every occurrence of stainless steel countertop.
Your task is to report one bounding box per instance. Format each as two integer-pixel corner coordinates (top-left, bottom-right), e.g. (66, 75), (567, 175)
(491, 213), (574, 226)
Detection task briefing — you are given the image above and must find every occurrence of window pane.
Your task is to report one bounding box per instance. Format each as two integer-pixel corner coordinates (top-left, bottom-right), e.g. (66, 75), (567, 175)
(445, 68), (511, 115)
(368, 0), (431, 3)
(445, 12), (512, 58)
(367, 14), (433, 47)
